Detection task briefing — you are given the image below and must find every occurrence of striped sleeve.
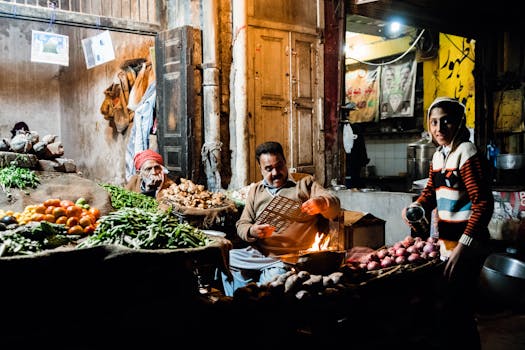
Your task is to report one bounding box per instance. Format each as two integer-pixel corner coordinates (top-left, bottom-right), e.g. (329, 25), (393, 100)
(459, 155), (494, 238)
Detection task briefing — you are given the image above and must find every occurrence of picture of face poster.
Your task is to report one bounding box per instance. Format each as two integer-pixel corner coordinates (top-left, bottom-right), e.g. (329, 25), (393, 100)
(379, 53), (417, 119)
(31, 30), (69, 66)
(344, 64), (380, 123)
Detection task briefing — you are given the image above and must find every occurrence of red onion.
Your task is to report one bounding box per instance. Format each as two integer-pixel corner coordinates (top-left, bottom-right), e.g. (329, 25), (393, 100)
(380, 256), (394, 268)
(367, 261), (380, 271)
(395, 247), (407, 257)
(407, 253), (420, 263)
(423, 243), (437, 254)
(395, 255), (406, 265)
(376, 249), (389, 259)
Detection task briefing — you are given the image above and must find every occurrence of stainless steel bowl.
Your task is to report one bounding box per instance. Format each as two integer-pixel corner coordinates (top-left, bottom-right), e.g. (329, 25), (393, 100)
(479, 253), (525, 309)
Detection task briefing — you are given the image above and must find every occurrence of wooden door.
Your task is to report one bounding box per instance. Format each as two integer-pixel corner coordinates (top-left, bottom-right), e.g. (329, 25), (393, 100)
(155, 26), (202, 182)
(290, 32), (319, 176)
(248, 28), (319, 183)
(249, 28), (291, 181)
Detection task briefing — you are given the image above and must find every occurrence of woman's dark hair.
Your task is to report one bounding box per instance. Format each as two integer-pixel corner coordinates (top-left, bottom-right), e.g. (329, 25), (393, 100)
(11, 122), (29, 138)
(255, 141), (285, 164)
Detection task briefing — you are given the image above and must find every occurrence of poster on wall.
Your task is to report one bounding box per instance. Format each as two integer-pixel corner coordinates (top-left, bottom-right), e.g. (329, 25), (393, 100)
(81, 30), (115, 69)
(344, 64), (380, 123)
(436, 34), (476, 128)
(493, 89), (524, 132)
(30, 30), (69, 66)
(379, 53), (417, 119)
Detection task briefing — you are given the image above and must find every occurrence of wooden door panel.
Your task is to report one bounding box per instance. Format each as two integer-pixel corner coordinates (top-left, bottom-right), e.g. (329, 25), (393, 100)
(155, 26), (202, 181)
(250, 28), (290, 182)
(291, 33), (317, 175)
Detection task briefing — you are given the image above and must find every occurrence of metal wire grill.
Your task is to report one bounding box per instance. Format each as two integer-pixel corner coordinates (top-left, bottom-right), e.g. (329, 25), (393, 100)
(255, 196), (310, 233)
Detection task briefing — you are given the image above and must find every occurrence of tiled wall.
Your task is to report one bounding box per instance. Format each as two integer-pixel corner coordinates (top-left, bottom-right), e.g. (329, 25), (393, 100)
(366, 139), (409, 177)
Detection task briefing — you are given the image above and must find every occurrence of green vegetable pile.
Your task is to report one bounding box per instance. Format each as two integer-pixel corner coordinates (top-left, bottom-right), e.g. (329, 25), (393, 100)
(0, 221), (74, 257)
(99, 183), (158, 211)
(0, 162), (40, 198)
(77, 207), (210, 250)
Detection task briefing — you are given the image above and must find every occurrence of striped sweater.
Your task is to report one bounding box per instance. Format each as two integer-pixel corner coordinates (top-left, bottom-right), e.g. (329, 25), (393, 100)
(417, 142), (494, 242)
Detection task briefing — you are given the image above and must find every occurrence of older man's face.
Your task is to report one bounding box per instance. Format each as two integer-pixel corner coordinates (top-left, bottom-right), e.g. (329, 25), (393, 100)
(259, 153), (288, 188)
(140, 159), (163, 190)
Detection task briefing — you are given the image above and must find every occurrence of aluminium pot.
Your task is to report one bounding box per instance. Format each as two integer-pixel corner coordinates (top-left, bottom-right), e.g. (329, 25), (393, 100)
(479, 253), (525, 310)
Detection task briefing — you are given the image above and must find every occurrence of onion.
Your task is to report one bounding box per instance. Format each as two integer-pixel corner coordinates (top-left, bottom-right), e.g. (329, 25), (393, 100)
(407, 253), (420, 263)
(380, 256), (394, 268)
(376, 248), (389, 259)
(428, 251), (439, 259)
(423, 243), (437, 254)
(414, 240), (426, 251)
(395, 247), (407, 257)
(395, 255), (406, 265)
(367, 261), (380, 271)
(393, 242), (403, 250)
(402, 235), (415, 248)
(427, 236), (438, 244)
(406, 245), (417, 254)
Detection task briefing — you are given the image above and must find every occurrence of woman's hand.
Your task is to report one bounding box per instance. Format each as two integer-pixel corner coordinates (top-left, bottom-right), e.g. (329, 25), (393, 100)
(301, 197), (328, 215)
(250, 224), (276, 239)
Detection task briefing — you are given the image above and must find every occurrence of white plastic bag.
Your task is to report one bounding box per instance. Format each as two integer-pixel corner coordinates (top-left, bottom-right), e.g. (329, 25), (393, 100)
(343, 123), (357, 154)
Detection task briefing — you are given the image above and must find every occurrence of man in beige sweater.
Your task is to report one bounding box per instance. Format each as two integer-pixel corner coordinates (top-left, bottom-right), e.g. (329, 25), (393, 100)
(221, 141), (340, 296)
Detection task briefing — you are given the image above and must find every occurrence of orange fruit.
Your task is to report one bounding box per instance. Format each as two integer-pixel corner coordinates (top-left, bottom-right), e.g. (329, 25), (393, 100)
(55, 216), (68, 225)
(35, 204), (47, 214)
(88, 207), (101, 220)
(43, 214), (56, 223)
(66, 205), (83, 218)
(44, 198), (61, 207)
(30, 213), (44, 222)
(83, 225), (95, 235)
(66, 217), (79, 228)
(53, 207), (66, 218)
(45, 206), (56, 215)
(78, 216), (93, 228)
(67, 225), (84, 235)
(60, 199), (75, 208)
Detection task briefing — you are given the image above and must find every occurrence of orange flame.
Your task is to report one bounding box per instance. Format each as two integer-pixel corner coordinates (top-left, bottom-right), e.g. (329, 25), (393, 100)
(307, 232), (330, 252)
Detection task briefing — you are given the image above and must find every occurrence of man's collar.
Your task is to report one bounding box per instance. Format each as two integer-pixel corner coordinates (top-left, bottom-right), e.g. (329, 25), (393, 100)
(262, 175), (296, 189)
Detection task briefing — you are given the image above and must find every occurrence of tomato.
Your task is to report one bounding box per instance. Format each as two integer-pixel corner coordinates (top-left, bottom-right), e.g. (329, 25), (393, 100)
(60, 199), (75, 208)
(66, 205), (83, 218)
(67, 225), (84, 235)
(88, 207), (101, 220)
(55, 216), (68, 225)
(53, 207), (66, 218)
(44, 198), (61, 208)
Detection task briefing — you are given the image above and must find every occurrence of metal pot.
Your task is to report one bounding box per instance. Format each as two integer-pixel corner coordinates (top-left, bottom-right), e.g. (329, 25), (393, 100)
(479, 253), (525, 309)
(407, 138), (436, 182)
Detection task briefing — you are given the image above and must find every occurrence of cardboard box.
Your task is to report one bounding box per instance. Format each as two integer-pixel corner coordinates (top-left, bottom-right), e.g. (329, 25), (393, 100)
(340, 210), (385, 249)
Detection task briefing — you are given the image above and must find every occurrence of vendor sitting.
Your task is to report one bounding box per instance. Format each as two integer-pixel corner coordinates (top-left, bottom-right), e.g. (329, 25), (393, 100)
(125, 149), (175, 198)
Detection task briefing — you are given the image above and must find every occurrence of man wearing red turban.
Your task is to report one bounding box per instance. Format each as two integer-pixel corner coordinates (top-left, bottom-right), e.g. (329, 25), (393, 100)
(125, 149), (175, 198)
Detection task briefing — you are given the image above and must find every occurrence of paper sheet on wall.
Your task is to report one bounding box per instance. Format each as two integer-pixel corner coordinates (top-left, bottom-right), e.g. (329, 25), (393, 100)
(81, 30), (115, 69)
(493, 89), (524, 132)
(30, 30), (69, 66)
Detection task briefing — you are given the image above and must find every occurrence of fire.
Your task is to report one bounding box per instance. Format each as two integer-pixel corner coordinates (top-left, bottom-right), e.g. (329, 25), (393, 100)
(307, 232), (330, 252)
